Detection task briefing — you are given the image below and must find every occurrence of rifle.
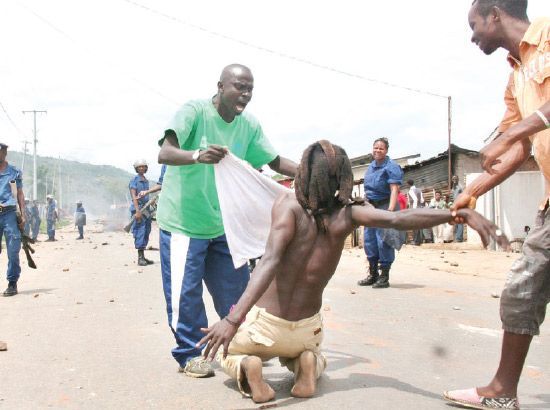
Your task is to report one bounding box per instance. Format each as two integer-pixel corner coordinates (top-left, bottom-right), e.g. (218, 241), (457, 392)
(123, 195), (158, 233)
(9, 181), (37, 269)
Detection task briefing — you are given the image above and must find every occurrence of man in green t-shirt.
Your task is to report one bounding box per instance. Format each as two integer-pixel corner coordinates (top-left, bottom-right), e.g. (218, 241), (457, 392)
(157, 64), (297, 378)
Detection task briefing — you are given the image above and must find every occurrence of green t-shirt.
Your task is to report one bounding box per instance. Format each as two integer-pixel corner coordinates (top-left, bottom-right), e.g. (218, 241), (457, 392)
(156, 99), (278, 239)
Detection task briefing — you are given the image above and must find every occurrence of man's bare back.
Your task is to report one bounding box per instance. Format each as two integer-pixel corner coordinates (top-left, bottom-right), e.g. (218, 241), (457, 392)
(255, 192), (352, 321)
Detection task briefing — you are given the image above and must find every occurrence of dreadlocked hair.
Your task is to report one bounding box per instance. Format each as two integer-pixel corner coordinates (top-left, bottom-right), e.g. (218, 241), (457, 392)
(295, 140), (354, 233)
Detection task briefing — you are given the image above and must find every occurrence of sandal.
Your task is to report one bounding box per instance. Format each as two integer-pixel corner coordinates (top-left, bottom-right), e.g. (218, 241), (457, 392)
(443, 388), (520, 409)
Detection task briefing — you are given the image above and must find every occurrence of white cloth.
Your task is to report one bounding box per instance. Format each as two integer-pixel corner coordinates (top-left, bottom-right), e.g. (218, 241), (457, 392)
(214, 153), (292, 268)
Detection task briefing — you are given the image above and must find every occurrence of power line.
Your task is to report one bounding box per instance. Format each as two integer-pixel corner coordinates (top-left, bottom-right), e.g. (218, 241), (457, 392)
(0, 100), (25, 137)
(121, 0), (449, 100)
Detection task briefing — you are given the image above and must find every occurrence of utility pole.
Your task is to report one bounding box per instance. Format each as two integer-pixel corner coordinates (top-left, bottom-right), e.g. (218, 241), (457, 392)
(447, 96), (452, 190)
(22, 110), (47, 201)
(58, 156), (62, 210)
(20, 140), (31, 173)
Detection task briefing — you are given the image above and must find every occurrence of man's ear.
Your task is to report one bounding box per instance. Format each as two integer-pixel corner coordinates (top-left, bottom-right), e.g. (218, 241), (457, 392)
(491, 6), (502, 22)
(217, 81), (223, 93)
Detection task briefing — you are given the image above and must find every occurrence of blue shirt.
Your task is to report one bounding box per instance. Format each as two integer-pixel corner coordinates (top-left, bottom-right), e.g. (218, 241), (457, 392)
(363, 157), (403, 201)
(129, 174), (149, 212)
(0, 163), (22, 206)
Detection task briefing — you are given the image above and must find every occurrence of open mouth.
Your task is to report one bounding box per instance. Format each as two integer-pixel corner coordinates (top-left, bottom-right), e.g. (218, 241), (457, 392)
(235, 102), (247, 112)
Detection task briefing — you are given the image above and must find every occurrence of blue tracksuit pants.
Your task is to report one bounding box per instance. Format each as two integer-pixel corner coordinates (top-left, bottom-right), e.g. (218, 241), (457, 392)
(159, 229), (249, 366)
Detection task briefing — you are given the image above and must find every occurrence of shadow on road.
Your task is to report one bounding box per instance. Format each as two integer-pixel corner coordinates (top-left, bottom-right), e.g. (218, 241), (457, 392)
(391, 283), (426, 290)
(222, 348), (442, 409)
(17, 288), (57, 295)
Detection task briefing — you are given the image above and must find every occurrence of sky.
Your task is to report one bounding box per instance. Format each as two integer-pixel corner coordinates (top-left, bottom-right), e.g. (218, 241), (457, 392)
(0, 0), (548, 179)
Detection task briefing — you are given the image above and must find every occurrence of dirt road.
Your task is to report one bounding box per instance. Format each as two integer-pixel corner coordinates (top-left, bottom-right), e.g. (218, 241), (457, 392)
(0, 223), (548, 409)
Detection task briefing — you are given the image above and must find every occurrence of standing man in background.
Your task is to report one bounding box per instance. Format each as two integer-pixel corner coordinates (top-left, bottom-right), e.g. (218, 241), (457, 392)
(444, 1), (550, 408)
(0, 142), (26, 297)
(74, 200), (86, 240)
(451, 175), (464, 242)
(157, 63), (297, 378)
(129, 159), (153, 266)
(23, 198), (31, 237)
(45, 195), (57, 242)
(429, 191), (447, 243)
(406, 179), (424, 245)
(30, 200), (41, 241)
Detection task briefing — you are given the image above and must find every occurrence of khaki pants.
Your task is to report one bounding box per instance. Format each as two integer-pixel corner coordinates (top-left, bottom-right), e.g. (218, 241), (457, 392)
(219, 305), (326, 397)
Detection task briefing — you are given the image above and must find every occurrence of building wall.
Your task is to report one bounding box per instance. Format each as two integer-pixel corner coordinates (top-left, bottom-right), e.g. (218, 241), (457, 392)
(467, 171), (544, 245)
(453, 154), (481, 185)
(401, 158), (447, 192)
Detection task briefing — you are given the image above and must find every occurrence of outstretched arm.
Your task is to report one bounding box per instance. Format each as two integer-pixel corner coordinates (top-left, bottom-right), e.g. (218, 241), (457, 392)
(453, 137), (532, 210)
(197, 194), (297, 360)
(351, 205), (509, 249)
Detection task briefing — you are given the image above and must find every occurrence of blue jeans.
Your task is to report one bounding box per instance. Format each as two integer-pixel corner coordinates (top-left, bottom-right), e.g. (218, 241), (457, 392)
(77, 225), (84, 238)
(0, 210), (22, 282)
(131, 212), (151, 250)
(455, 224), (464, 242)
(47, 219), (55, 240)
(159, 229), (249, 366)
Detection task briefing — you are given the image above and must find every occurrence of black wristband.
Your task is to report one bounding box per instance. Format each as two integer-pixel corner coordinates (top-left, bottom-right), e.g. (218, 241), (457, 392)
(225, 316), (240, 327)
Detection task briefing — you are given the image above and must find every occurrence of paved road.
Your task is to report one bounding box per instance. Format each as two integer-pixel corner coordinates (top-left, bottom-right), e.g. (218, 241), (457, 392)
(0, 227), (548, 409)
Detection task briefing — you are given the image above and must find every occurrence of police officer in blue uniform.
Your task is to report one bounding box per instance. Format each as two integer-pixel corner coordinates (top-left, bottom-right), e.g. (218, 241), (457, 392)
(357, 137), (403, 289)
(45, 195), (58, 241)
(30, 200), (41, 241)
(23, 198), (32, 236)
(75, 200), (86, 240)
(0, 142), (26, 297)
(129, 159), (153, 266)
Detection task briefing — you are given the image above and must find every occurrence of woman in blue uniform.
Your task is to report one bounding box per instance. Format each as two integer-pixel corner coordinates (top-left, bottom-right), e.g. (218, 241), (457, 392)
(357, 137), (403, 288)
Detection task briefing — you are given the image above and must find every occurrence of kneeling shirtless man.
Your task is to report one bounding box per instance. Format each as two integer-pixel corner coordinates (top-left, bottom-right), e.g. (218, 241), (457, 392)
(199, 140), (509, 403)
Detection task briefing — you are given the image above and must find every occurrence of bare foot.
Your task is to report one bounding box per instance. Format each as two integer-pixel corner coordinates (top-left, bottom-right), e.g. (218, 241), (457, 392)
(241, 356), (275, 403)
(291, 350), (317, 398)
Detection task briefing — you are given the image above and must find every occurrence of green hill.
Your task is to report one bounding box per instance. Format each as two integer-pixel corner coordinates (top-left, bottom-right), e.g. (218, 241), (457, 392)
(7, 151), (133, 218)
